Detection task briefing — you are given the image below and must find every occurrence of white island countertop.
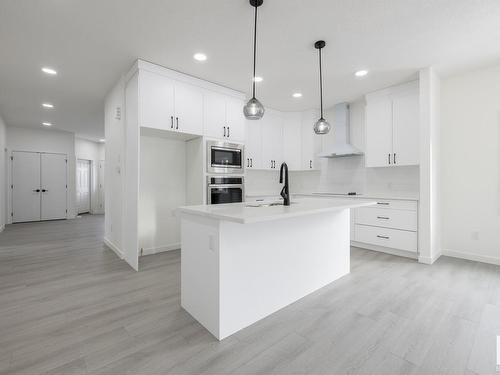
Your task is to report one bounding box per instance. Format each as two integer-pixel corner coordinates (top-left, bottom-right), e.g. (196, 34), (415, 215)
(177, 197), (376, 224)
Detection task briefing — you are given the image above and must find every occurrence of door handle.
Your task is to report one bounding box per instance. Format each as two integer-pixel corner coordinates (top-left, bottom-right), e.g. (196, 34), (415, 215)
(310, 160), (312, 169)
(176, 117), (179, 130)
(227, 126), (230, 138)
(250, 158), (253, 167)
(393, 153), (396, 164)
(388, 153), (391, 165)
(224, 126), (226, 137)
(41, 189), (47, 192)
(33, 189), (40, 192)
(170, 116), (174, 129)
(247, 158), (249, 167)
(377, 235), (389, 239)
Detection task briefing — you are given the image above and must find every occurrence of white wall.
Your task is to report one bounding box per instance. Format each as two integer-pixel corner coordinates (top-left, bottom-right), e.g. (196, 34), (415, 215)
(139, 135), (186, 254)
(75, 138), (105, 214)
(0, 114), (6, 231)
(104, 79), (125, 258)
(441, 64), (500, 264)
(246, 102), (420, 197)
(6, 126), (77, 220)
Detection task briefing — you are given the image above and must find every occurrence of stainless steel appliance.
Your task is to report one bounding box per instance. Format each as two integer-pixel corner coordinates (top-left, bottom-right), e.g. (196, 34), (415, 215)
(207, 176), (244, 204)
(207, 141), (244, 174)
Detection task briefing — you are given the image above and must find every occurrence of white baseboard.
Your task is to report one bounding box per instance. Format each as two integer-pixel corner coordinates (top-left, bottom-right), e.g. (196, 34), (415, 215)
(104, 237), (124, 259)
(141, 243), (180, 256)
(351, 241), (418, 260)
(442, 249), (500, 266)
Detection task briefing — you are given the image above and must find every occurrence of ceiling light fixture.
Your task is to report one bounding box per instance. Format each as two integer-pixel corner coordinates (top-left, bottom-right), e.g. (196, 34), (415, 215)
(253, 76), (263, 82)
(42, 122), (52, 126)
(313, 40), (330, 135)
(243, 0), (265, 120)
(355, 70), (368, 77)
(193, 53), (207, 61)
(42, 103), (54, 108)
(41, 67), (57, 75)
(292, 92), (302, 98)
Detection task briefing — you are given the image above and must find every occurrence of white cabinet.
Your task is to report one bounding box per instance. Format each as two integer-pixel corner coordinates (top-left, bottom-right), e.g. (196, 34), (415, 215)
(261, 111), (283, 170)
(138, 70), (203, 135)
(204, 91), (245, 142)
(245, 121), (262, 169)
(282, 113), (302, 170)
(301, 110), (321, 170)
(365, 81), (419, 167)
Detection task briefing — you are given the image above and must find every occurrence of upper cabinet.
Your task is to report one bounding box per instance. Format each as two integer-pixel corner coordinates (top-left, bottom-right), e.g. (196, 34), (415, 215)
(282, 112), (302, 170)
(300, 110), (322, 170)
(174, 81), (203, 135)
(204, 91), (245, 142)
(365, 81), (419, 167)
(245, 120), (262, 169)
(261, 110), (284, 170)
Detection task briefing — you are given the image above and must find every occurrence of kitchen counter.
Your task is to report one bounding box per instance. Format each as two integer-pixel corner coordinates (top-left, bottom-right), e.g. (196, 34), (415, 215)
(177, 197), (376, 224)
(178, 197), (376, 340)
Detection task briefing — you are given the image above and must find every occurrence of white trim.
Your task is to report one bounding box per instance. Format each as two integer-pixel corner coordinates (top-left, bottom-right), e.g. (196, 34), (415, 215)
(141, 243), (180, 256)
(104, 237), (124, 259)
(442, 249), (500, 266)
(351, 241), (418, 260)
(0, 224), (4, 233)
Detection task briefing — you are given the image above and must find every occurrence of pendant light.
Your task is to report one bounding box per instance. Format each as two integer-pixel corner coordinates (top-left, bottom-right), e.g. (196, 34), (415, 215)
(243, 0), (265, 120)
(313, 40), (331, 134)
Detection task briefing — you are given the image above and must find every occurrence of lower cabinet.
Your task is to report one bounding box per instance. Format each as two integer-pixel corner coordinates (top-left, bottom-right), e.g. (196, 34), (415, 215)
(353, 199), (418, 254)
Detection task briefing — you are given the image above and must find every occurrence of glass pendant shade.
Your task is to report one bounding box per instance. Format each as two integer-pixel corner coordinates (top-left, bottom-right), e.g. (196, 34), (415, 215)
(244, 97), (265, 120)
(313, 117), (331, 135)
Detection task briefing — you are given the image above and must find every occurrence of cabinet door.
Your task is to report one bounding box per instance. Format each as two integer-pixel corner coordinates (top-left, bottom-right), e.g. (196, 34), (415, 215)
(300, 110), (321, 170)
(225, 97), (245, 142)
(204, 90), (227, 139)
(365, 96), (393, 167)
(245, 120), (262, 169)
(282, 113), (302, 170)
(139, 70), (174, 130)
(392, 90), (419, 166)
(261, 112), (283, 169)
(174, 81), (203, 135)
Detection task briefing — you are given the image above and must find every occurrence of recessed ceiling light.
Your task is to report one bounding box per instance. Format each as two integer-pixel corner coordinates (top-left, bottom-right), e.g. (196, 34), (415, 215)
(41, 67), (57, 75)
(42, 103), (54, 108)
(42, 122), (52, 126)
(253, 76), (263, 82)
(355, 70), (368, 77)
(292, 92), (302, 98)
(99, 138), (105, 143)
(193, 53), (207, 61)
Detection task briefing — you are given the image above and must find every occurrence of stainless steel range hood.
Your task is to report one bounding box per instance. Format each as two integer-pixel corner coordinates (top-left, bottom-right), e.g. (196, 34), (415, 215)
(318, 103), (363, 158)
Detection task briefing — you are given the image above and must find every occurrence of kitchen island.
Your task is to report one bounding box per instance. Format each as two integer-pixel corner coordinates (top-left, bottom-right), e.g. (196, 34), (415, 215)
(177, 197), (376, 340)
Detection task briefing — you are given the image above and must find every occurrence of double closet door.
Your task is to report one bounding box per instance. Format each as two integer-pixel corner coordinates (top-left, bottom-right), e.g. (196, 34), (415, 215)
(12, 151), (68, 223)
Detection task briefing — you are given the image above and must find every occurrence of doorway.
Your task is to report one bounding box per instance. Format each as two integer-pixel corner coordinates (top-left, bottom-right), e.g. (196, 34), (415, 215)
(11, 151), (68, 223)
(76, 159), (91, 214)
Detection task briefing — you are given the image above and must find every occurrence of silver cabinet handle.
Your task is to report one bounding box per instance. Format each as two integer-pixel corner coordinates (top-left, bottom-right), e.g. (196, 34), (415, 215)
(309, 160), (312, 169)
(227, 126), (230, 138)
(223, 126), (226, 137)
(176, 117), (179, 130)
(377, 202), (389, 205)
(393, 153), (396, 164)
(377, 216), (390, 220)
(388, 154), (391, 165)
(170, 116), (174, 129)
(377, 235), (389, 239)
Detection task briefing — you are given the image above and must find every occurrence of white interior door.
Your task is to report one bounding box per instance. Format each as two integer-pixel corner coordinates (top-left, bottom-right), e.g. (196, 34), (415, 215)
(77, 159), (91, 214)
(12, 151), (41, 223)
(41, 153), (67, 220)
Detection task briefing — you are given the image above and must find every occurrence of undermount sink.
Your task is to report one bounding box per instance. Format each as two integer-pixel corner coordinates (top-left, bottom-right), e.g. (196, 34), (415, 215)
(245, 201), (297, 208)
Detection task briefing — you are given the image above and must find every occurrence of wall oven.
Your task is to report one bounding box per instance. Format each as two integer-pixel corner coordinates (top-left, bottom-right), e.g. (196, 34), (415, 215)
(207, 141), (244, 174)
(207, 176), (244, 204)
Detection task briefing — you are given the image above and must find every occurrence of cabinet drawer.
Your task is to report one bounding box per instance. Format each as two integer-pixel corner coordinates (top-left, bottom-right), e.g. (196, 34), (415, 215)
(354, 224), (417, 253)
(370, 199), (417, 211)
(355, 207), (417, 231)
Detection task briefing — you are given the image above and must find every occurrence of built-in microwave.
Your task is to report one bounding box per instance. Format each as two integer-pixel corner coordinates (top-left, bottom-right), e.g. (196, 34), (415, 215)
(207, 140), (244, 174)
(207, 176), (244, 204)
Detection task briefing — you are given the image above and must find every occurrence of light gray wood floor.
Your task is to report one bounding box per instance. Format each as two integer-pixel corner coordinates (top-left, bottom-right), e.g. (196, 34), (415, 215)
(1, 215), (499, 375)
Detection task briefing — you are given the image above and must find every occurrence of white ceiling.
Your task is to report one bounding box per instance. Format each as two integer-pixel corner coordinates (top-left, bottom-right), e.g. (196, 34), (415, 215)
(1, 0), (500, 140)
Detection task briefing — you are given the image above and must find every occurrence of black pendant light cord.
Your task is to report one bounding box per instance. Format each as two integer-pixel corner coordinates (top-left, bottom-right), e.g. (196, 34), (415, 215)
(318, 46), (324, 119)
(252, 4), (258, 98)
